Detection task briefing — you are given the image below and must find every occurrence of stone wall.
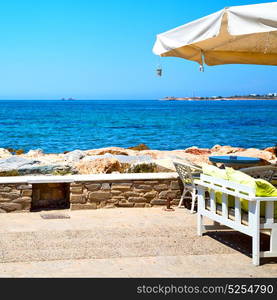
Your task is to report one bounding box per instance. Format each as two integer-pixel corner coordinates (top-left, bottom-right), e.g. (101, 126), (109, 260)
(70, 178), (183, 210)
(0, 183), (32, 213)
(0, 173), (183, 213)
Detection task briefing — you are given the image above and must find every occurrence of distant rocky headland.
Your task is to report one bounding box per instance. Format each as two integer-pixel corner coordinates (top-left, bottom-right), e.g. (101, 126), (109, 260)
(161, 94), (277, 101)
(0, 144), (276, 176)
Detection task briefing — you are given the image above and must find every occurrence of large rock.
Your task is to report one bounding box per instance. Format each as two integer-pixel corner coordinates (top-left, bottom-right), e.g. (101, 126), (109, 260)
(138, 149), (210, 167)
(82, 154), (152, 165)
(25, 149), (44, 157)
(86, 147), (136, 156)
(184, 146), (211, 155)
(264, 147), (277, 155)
(168, 152), (210, 166)
(0, 156), (75, 175)
(17, 164), (75, 175)
(232, 148), (275, 163)
(211, 145), (245, 154)
(0, 148), (12, 159)
(138, 150), (166, 159)
(128, 144), (150, 151)
(0, 156), (40, 172)
(153, 159), (177, 172)
(64, 150), (86, 162)
(75, 157), (122, 174)
(211, 145), (276, 164)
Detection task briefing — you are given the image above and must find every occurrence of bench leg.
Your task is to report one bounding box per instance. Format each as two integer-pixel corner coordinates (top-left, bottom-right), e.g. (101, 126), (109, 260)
(197, 188), (205, 236)
(270, 229), (277, 253)
(249, 201), (260, 266)
(252, 231), (260, 266)
(190, 190), (197, 214)
(178, 190), (187, 208)
(197, 213), (204, 236)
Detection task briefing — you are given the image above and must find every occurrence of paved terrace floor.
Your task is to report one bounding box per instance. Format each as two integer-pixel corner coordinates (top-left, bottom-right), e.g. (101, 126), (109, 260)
(0, 208), (276, 278)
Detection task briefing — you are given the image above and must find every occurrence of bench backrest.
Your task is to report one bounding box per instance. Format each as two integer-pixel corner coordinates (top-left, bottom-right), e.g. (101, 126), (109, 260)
(197, 174), (256, 199)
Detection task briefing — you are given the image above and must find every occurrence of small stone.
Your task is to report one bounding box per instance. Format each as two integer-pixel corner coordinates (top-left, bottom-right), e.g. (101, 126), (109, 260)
(105, 204), (116, 209)
(0, 192), (20, 200)
(0, 187), (12, 192)
(159, 191), (177, 199)
(86, 184), (101, 191)
(128, 197), (147, 203)
(107, 199), (119, 204)
(70, 194), (86, 204)
(17, 184), (32, 190)
(144, 191), (158, 200)
(150, 199), (167, 205)
(70, 183), (83, 188)
(113, 183), (132, 187)
(146, 181), (160, 185)
(70, 203), (97, 210)
(12, 197), (32, 203)
(88, 192), (111, 202)
(117, 199), (127, 203)
(111, 196), (125, 201)
(112, 185), (132, 191)
(117, 202), (134, 207)
(154, 184), (169, 191)
(97, 201), (107, 209)
(22, 190), (32, 197)
(134, 203), (145, 208)
(111, 190), (122, 196)
(170, 181), (181, 190)
(70, 187), (83, 193)
(124, 191), (142, 198)
(134, 185), (152, 191)
(0, 203), (22, 212)
(0, 198), (10, 202)
(101, 183), (111, 190)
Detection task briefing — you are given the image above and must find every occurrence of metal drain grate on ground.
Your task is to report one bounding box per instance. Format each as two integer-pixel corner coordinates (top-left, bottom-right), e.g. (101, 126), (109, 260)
(40, 213), (71, 219)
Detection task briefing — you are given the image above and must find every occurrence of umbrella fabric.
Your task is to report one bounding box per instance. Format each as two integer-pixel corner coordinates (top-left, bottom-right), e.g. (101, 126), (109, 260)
(153, 2), (277, 66)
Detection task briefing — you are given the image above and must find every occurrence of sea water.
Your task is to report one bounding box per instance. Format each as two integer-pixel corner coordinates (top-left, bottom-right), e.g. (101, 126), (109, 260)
(0, 100), (276, 153)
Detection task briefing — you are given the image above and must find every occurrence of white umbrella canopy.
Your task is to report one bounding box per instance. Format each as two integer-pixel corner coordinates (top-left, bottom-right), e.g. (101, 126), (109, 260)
(153, 2), (277, 66)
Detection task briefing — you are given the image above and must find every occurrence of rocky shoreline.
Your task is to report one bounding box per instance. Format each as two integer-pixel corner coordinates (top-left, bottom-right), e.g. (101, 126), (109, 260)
(0, 144), (276, 176)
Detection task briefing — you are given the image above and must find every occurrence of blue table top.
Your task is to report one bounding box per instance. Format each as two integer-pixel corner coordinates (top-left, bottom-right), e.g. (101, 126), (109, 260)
(209, 155), (261, 164)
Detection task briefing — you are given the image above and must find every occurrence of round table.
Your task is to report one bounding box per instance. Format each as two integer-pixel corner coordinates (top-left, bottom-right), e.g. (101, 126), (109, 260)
(209, 155), (261, 169)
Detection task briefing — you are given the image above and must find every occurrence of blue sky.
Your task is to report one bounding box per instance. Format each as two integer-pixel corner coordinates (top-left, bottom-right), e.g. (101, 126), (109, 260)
(0, 0), (275, 100)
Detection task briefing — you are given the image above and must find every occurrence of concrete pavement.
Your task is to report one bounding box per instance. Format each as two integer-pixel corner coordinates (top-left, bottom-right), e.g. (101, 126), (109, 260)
(0, 208), (276, 277)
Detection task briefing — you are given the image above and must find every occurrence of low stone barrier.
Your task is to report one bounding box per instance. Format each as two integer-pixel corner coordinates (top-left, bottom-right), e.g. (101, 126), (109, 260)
(0, 173), (183, 213)
(0, 183), (32, 213)
(70, 178), (182, 210)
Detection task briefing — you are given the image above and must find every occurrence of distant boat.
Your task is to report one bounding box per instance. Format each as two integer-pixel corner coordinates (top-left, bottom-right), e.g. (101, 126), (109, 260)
(61, 97), (76, 101)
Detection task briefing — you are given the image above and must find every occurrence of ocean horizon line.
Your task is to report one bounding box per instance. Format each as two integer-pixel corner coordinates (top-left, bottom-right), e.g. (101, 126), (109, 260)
(0, 99), (158, 101)
(0, 99), (276, 102)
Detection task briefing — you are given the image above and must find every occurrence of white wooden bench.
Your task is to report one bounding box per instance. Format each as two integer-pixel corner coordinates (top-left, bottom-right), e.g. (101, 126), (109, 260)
(195, 174), (277, 266)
